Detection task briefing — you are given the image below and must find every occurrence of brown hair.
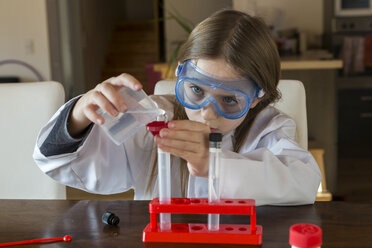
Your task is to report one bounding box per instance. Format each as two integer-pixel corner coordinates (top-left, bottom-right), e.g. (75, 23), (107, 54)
(178, 9), (281, 151)
(147, 9), (281, 197)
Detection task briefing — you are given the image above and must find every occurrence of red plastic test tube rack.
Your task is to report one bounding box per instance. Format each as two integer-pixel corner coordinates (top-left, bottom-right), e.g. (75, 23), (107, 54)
(142, 198), (262, 245)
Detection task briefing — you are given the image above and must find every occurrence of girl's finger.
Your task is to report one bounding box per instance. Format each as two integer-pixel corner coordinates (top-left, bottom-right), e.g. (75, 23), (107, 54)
(102, 76), (116, 83)
(156, 136), (204, 154)
(157, 143), (208, 177)
(92, 91), (118, 117)
(157, 142), (198, 161)
(168, 120), (210, 132)
(110, 73), (143, 91)
(159, 128), (206, 144)
(98, 83), (127, 112)
(84, 104), (104, 125)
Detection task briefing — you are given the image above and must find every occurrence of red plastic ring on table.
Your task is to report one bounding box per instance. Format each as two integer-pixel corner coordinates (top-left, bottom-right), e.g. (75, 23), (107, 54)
(146, 121), (168, 136)
(0, 235), (71, 247)
(289, 223), (322, 248)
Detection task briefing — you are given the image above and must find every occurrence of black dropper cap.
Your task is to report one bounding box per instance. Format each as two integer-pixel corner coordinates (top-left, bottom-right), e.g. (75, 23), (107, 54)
(102, 211), (120, 225)
(209, 133), (222, 142)
(209, 133), (222, 149)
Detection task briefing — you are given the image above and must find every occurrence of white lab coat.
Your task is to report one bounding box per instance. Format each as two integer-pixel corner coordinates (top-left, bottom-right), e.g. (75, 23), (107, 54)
(33, 95), (321, 205)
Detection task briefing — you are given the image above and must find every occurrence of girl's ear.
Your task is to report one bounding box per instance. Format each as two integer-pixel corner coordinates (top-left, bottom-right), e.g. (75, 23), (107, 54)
(175, 61), (182, 77)
(257, 88), (265, 98)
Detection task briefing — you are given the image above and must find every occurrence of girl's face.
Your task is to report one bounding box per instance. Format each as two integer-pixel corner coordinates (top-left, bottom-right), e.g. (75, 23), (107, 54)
(184, 58), (260, 135)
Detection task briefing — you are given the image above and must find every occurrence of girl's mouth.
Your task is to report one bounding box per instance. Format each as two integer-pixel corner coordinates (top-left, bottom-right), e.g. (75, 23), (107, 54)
(210, 128), (218, 133)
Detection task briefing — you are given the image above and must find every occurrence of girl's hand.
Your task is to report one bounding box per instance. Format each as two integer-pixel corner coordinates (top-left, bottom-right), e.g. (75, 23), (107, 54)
(68, 73), (142, 137)
(155, 120), (211, 178)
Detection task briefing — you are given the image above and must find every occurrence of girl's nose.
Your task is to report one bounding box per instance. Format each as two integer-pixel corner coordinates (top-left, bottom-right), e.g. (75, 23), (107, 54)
(201, 102), (218, 120)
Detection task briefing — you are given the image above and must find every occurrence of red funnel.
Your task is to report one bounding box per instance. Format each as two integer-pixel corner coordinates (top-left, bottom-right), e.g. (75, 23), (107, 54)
(146, 121), (168, 136)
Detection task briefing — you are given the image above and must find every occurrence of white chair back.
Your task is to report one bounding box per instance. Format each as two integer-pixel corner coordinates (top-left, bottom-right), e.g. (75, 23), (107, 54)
(0, 81), (66, 199)
(154, 79), (308, 149)
(273, 80), (308, 149)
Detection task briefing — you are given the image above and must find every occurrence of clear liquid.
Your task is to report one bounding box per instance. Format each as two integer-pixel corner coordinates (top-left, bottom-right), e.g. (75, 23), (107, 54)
(96, 86), (167, 145)
(101, 109), (165, 145)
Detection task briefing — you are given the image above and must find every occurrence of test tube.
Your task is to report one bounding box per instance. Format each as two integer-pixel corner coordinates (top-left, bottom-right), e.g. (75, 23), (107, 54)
(158, 148), (171, 230)
(157, 112), (171, 231)
(208, 133), (222, 231)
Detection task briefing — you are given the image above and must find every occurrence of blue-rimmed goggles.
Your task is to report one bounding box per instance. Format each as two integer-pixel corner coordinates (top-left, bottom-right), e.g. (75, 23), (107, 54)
(175, 60), (262, 119)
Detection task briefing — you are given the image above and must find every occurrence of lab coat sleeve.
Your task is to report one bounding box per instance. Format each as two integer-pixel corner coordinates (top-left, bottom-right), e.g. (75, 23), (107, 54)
(33, 98), (147, 195)
(33, 94), (176, 196)
(219, 112), (321, 206)
(39, 96), (93, 156)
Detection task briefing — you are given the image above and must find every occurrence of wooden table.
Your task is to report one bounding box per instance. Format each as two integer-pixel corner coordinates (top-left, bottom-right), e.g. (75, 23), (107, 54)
(0, 200), (371, 247)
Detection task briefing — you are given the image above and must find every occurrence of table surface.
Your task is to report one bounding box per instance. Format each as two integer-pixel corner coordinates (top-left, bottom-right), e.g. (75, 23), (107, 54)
(0, 200), (371, 248)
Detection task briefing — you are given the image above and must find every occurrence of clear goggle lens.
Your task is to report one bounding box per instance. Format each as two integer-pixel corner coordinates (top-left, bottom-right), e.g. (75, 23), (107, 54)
(177, 80), (250, 119)
(175, 60), (260, 119)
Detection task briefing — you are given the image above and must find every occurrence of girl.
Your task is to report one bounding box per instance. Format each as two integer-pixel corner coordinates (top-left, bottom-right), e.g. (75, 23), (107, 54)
(33, 9), (321, 205)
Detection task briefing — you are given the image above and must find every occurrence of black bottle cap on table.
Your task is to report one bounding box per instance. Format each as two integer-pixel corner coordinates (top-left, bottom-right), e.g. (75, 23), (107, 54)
(102, 211), (120, 225)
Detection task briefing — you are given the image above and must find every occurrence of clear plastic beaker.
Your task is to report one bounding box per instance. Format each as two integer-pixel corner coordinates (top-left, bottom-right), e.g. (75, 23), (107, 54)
(97, 87), (161, 145)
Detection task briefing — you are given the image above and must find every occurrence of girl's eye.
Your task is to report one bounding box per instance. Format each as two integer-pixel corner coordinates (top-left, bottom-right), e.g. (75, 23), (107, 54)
(223, 96), (238, 105)
(191, 86), (203, 95)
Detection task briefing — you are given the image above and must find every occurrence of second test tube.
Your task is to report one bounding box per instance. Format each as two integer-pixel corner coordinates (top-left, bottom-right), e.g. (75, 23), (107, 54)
(208, 133), (222, 231)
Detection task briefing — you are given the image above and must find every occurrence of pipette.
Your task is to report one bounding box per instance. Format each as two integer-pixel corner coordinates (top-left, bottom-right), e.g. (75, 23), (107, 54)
(0, 235), (71, 247)
(208, 133), (222, 231)
(147, 117), (171, 231)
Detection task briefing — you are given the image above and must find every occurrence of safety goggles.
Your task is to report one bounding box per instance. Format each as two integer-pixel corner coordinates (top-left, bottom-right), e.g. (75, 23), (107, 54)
(175, 60), (261, 119)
